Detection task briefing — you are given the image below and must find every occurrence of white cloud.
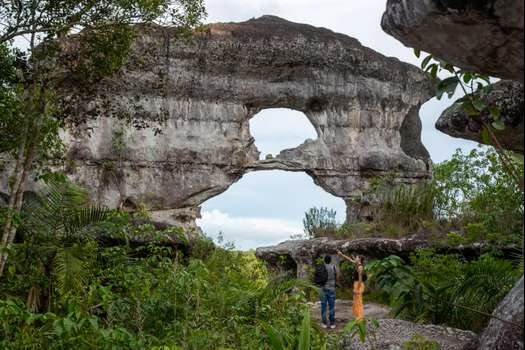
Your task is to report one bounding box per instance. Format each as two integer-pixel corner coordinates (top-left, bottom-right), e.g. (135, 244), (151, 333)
(250, 109), (318, 157)
(200, 170), (347, 222)
(197, 209), (304, 250)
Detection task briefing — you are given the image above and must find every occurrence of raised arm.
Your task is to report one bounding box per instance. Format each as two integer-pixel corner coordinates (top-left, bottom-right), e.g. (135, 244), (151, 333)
(337, 250), (356, 264)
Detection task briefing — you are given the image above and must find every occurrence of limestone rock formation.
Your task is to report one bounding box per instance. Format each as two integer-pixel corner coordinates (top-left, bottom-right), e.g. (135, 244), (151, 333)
(381, 0), (524, 83)
(254, 237), (495, 279)
(478, 276), (524, 350)
(340, 319), (478, 350)
(436, 81), (524, 154)
(6, 15), (433, 227)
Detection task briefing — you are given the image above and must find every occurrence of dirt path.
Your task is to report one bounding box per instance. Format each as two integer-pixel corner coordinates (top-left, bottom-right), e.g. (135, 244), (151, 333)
(309, 299), (391, 332)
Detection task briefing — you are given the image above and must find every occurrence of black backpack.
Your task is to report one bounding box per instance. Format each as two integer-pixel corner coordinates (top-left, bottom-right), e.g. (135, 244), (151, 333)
(313, 264), (328, 286)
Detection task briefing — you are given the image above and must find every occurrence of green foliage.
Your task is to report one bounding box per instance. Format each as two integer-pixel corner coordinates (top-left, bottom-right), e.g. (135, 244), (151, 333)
(2, 184), (336, 349)
(3, 178), (111, 311)
(368, 250), (523, 332)
(445, 232), (464, 246)
(0, 44), (23, 154)
(1, 243), (330, 349)
(74, 25), (137, 83)
(342, 318), (379, 345)
(432, 147), (523, 243)
(0, 0), (207, 44)
(264, 307), (316, 350)
(335, 222), (377, 240)
(302, 207), (338, 238)
(338, 260), (356, 288)
(378, 183), (435, 232)
(417, 51), (500, 130)
(401, 334), (440, 350)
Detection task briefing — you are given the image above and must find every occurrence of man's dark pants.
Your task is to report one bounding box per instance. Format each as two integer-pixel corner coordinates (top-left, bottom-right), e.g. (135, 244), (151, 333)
(320, 287), (335, 326)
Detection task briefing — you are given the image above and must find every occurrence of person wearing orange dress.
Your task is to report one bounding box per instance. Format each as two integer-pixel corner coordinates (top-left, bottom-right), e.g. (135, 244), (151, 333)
(352, 264), (366, 320)
(337, 251), (367, 321)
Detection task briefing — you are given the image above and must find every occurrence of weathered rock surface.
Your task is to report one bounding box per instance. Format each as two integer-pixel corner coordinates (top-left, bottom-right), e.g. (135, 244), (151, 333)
(436, 81), (524, 154)
(478, 276), (524, 350)
(340, 319), (478, 350)
(255, 237), (495, 278)
(1, 15), (434, 227)
(381, 0), (524, 83)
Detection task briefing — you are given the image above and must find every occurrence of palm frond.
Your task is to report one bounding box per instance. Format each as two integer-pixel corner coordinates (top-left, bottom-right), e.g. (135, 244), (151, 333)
(53, 243), (95, 297)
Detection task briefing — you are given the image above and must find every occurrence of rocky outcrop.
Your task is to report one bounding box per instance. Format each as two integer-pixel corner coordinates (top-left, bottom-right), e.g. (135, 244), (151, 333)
(340, 319), (478, 350)
(382, 3), (524, 348)
(381, 0), (524, 83)
(2, 15), (433, 227)
(478, 276), (524, 350)
(381, 1), (524, 154)
(436, 81), (524, 154)
(254, 237), (497, 279)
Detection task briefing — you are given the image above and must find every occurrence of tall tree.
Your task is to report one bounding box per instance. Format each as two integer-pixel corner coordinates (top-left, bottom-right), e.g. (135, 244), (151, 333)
(0, 0), (206, 276)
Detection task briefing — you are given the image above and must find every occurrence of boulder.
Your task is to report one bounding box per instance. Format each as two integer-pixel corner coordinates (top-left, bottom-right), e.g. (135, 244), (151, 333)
(381, 0), (524, 82)
(436, 81), (524, 154)
(478, 276), (524, 350)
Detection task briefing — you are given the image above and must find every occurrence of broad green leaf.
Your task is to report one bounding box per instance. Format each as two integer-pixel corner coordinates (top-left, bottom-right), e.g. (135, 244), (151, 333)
(488, 105), (501, 118)
(357, 320), (367, 343)
(430, 65), (438, 79)
(421, 55), (433, 70)
(297, 308), (311, 350)
(437, 77), (459, 100)
(492, 120), (506, 131)
(472, 98), (487, 112)
(414, 49), (421, 58)
(460, 101), (477, 116)
(442, 63), (455, 73)
(462, 72), (473, 84)
(481, 127), (491, 144)
(263, 324), (286, 350)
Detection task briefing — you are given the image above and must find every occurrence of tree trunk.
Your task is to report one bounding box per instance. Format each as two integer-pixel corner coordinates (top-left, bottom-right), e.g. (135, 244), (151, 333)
(0, 85), (43, 277)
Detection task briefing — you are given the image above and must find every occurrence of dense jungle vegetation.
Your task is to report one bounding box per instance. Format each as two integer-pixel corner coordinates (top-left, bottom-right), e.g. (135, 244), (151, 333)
(0, 146), (522, 349)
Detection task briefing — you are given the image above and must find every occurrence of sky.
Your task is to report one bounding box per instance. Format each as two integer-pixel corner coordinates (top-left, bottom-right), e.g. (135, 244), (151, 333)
(195, 0), (480, 250)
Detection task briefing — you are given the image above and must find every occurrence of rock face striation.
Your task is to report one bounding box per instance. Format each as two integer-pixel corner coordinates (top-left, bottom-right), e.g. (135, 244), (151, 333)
(10, 15), (433, 227)
(382, 1), (525, 154)
(381, 0), (524, 83)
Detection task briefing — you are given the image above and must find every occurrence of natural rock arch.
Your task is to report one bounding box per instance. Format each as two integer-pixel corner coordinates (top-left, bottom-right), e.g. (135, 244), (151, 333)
(8, 15), (434, 229)
(249, 108), (318, 160)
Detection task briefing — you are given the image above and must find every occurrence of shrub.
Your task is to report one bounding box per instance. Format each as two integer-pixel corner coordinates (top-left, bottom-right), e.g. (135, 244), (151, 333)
(302, 207), (338, 238)
(368, 250), (523, 332)
(377, 183), (435, 232)
(402, 334), (440, 350)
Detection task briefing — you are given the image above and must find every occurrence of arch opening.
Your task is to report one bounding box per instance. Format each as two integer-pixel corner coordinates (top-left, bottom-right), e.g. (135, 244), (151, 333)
(249, 108), (318, 160)
(196, 170), (346, 251)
